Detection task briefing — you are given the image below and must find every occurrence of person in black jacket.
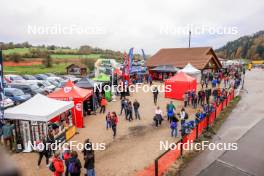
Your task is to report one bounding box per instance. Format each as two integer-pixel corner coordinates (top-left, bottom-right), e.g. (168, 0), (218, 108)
(133, 99), (140, 120)
(37, 134), (50, 168)
(68, 151), (82, 176)
(152, 87), (159, 105)
(84, 150), (95, 176)
(205, 88), (212, 105)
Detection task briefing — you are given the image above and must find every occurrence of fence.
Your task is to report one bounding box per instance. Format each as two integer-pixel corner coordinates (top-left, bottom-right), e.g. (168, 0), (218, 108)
(137, 89), (235, 176)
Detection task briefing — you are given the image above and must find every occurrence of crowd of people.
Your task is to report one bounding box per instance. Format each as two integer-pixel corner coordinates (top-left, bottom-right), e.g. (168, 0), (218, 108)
(36, 134), (95, 176)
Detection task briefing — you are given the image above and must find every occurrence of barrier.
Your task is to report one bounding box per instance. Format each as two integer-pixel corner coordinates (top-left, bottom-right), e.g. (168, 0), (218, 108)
(197, 118), (207, 138)
(182, 127), (197, 144)
(216, 103), (222, 116)
(155, 142), (182, 176)
(138, 88), (237, 176)
(208, 111), (216, 126)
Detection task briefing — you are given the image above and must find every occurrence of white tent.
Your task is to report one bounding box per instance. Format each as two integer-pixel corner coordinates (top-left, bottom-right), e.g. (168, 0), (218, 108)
(179, 63), (201, 83)
(5, 94), (74, 121)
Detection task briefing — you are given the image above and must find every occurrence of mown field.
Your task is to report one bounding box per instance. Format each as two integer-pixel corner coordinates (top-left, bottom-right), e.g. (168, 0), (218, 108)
(50, 54), (101, 59)
(4, 63), (68, 75)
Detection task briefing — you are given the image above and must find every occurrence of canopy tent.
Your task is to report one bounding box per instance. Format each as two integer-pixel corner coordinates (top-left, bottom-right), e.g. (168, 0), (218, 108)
(75, 77), (96, 89)
(130, 66), (147, 74)
(48, 80), (93, 128)
(92, 73), (110, 82)
(165, 72), (197, 100)
(179, 63), (201, 83)
(150, 65), (180, 72)
(5, 94), (74, 121)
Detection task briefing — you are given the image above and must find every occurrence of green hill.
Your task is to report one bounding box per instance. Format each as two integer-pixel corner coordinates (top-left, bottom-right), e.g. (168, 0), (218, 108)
(216, 30), (264, 60)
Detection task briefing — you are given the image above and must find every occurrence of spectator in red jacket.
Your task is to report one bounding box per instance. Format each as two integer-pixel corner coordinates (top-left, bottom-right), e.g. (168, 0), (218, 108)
(53, 152), (64, 176)
(111, 112), (119, 138)
(100, 97), (107, 114)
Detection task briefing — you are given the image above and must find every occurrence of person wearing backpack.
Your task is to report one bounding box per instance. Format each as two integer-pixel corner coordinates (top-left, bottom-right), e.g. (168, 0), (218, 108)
(62, 144), (71, 176)
(68, 151), (82, 176)
(170, 114), (178, 137)
(166, 101), (175, 123)
(84, 150), (95, 176)
(50, 152), (64, 176)
(37, 134), (50, 168)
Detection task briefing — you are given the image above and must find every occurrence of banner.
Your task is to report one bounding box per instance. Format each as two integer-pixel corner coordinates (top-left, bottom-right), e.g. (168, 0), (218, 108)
(0, 50), (4, 119)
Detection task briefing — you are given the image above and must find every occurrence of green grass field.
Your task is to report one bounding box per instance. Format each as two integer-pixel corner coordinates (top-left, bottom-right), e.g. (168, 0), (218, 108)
(3, 48), (31, 55)
(4, 63), (69, 75)
(50, 54), (101, 59)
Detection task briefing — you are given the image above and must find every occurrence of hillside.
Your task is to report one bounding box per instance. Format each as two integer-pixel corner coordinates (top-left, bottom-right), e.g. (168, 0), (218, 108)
(216, 30), (264, 60)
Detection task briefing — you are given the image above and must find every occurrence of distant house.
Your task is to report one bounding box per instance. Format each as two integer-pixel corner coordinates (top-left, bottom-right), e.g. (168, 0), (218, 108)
(66, 64), (87, 76)
(146, 47), (222, 71)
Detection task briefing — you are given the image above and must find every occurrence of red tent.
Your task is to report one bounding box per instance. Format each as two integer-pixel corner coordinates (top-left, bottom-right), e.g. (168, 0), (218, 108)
(165, 72), (197, 100)
(48, 80), (93, 128)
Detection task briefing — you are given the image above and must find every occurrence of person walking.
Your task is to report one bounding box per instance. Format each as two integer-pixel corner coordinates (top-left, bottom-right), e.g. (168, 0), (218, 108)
(68, 151), (82, 176)
(105, 112), (112, 130)
(166, 101), (175, 123)
(84, 150), (95, 176)
(111, 112), (118, 138)
(152, 87), (159, 105)
(2, 121), (15, 151)
(180, 108), (187, 126)
(205, 88), (211, 105)
(100, 97), (107, 114)
(154, 106), (163, 127)
(133, 99), (140, 120)
(50, 152), (64, 176)
(62, 144), (71, 176)
(37, 134), (50, 168)
(170, 114), (178, 137)
(127, 101), (133, 122)
(183, 92), (188, 107)
(119, 98), (126, 115)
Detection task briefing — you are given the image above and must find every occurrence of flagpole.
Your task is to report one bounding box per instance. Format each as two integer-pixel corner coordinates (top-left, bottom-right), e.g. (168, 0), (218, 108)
(188, 30), (191, 48)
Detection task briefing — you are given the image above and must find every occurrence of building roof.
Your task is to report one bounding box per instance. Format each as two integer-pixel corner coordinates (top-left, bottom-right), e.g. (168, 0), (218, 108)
(146, 47), (222, 70)
(5, 94), (74, 122)
(167, 72), (196, 82)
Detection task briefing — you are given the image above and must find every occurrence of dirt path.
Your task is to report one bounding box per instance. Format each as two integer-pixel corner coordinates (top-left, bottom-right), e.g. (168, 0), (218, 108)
(10, 82), (200, 176)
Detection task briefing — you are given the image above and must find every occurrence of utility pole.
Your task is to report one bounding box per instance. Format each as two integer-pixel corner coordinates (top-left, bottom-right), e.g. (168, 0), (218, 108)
(188, 30), (191, 48)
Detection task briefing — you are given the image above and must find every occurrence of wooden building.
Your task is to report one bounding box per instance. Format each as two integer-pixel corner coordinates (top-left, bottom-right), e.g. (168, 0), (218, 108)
(146, 47), (222, 71)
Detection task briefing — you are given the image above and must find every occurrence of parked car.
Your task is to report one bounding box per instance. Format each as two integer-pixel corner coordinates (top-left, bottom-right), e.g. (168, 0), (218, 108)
(9, 83), (46, 96)
(22, 74), (37, 80)
(1, 96), (14, 109)
(47, 79), (60, 87)
(24, 80), (56, 93)
(4, 74), (25, 83)
(47, 76), (64, 82)
(35, 74), (48, 80)
(45, 73), (57, 77)
(4, 88), (31, 105)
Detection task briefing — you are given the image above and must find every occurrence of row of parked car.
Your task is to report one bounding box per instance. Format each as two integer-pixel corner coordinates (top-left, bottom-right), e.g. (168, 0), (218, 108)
(2, 73), (81, 109)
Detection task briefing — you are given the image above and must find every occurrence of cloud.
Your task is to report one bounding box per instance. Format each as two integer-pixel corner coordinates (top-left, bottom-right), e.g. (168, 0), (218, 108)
(1, 0), (264, 54)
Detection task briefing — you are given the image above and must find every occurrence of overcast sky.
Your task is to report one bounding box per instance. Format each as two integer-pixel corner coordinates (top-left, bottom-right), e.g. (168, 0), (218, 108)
(1, 0), (264, 54)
